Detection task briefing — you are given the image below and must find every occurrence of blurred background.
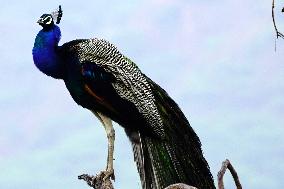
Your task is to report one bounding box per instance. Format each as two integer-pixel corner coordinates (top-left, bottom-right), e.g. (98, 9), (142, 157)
(0, 0), (283, 188)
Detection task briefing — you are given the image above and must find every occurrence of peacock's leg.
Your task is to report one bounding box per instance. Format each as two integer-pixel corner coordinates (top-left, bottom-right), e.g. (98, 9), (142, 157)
(78, 111), (115, 187)
(93, 111), (115, 181)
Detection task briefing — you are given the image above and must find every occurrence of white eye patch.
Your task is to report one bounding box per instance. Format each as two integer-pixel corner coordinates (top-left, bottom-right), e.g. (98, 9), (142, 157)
(44, 16), (53, 24)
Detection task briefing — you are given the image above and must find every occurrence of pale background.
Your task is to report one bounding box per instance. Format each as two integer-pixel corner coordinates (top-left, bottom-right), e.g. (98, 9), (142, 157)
(0, 1), (283, 188)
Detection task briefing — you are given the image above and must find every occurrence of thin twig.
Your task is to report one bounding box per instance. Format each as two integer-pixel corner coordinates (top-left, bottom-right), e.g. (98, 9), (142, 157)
(217, 159), (242, 189)
(272, 0), (284, 51)
(272, 0), (284, 39)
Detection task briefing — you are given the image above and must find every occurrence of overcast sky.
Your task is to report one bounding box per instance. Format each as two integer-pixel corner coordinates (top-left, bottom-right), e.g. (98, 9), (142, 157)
(0, 0), (284, 189)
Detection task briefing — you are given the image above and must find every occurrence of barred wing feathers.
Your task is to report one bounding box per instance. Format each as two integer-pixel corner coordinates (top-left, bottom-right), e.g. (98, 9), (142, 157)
(63, 38), (165, 138)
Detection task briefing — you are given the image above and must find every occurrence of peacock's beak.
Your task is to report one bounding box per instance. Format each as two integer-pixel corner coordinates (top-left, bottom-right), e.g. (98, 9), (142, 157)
(37, 18), (44, 24)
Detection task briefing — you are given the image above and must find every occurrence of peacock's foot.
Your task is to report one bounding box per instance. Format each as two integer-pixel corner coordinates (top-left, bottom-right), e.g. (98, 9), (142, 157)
(78, 170), (114, 189)
(103, 168), (115, 181)
(78, 173), (95, 188)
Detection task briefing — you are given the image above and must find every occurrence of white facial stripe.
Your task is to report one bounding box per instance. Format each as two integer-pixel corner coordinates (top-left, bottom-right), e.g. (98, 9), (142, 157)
(44, 16), (53, 24)
(45, 19), (52, 24)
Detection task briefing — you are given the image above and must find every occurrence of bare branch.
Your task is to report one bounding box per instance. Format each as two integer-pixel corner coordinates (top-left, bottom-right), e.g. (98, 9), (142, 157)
(272, 0), (284, 39)
(217, 159), (242, 189)
(164, 183), (198, 189)
(272, 0), (284, 51)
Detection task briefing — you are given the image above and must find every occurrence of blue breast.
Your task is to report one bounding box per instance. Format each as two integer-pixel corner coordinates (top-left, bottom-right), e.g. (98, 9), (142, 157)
(33, 25), (64, 79)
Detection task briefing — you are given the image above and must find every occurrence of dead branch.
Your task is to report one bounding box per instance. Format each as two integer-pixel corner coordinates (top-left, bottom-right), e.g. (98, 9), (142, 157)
(164, 183), (198, 189)
(217, 159), (242, 189)
(272, 0), (284, 39)
(166, 158), (243, 189)
(272, 0), (284, 51)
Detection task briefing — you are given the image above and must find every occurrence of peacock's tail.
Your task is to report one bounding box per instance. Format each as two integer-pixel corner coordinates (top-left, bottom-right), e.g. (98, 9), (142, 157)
(131, 76), (215, 189)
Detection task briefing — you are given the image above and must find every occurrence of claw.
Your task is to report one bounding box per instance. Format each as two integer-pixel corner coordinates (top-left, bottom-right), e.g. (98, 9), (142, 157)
(78, 173), (95, 187)
(78, 171), (114, 189)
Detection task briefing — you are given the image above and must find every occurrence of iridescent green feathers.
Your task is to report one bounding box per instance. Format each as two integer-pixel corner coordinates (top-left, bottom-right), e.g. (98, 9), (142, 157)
(132, 76), (215, 189)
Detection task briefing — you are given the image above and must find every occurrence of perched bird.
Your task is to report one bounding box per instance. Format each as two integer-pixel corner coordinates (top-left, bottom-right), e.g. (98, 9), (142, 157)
(32, 6), (215, 189)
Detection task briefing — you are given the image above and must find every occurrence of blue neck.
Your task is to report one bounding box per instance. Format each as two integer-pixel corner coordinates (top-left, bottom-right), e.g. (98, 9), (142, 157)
(33, 25), (64, 79)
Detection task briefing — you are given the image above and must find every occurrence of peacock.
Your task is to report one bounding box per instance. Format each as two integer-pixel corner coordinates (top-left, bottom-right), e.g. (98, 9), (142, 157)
(32, 6), (215, 189)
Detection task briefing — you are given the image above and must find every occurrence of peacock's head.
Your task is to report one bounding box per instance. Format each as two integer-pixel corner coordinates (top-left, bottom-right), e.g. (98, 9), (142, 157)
(37, 14), (54, 30)
(37, 5), (63, 31)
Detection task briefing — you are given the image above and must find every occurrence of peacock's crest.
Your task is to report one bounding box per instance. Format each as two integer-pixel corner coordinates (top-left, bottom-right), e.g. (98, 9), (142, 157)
(51, 5), (63, 24)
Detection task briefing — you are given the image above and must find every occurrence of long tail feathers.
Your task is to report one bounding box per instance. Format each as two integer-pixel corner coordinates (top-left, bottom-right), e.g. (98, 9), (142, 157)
(130, 77), (215, 189)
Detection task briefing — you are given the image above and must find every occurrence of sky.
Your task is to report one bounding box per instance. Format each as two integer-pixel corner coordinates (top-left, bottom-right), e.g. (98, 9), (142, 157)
(0, 0), (284, 188)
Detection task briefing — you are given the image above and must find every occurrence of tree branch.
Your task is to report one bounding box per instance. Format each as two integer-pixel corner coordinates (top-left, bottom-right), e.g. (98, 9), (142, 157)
(164, 183), (197, 189)
(217, 159), (242, 189)
(272, 0), (284, 39)
(272, 0), (284, 50)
